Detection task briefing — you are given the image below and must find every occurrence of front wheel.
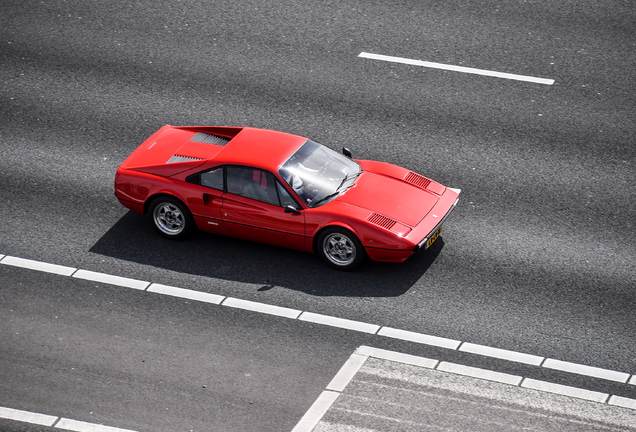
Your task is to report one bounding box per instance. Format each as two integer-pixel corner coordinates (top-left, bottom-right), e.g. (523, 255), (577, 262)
(148, 196), (194, 240)
(317, 227), (365, 271)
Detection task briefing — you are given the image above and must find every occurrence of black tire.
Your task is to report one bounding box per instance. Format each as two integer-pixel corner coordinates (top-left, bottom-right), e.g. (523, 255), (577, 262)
(316, 227), (365, 271)
(148, 196), (194, 240)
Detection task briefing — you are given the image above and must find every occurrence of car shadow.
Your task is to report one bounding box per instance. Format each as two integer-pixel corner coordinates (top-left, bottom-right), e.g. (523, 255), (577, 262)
(89, 212), (444, 297)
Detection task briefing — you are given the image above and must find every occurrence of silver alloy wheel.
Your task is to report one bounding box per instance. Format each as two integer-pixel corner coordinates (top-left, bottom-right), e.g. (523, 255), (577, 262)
(153, 202), (185, 235)
(323, 232), (356, 267)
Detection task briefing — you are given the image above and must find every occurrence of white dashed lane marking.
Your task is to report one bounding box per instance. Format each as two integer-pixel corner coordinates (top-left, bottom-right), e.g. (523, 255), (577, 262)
(0, 407), (137, 432)
(298, 311), (380, 334)
(72, 269), (150, 290)
(459, 342), (544, 366)
(542, 358), (631, 383)
(1, 254), (634, 388)
(1, 255), (76, 276)
(148, 283), (225, 304)
(222, 296), (302, 318)
(378, 326), (461, 349)
(359, 52), (556, 85)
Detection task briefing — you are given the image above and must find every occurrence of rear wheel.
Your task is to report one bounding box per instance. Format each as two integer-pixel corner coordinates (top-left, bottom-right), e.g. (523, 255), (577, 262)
(317, 227), (365, 271)
(148, 196), (194, 240)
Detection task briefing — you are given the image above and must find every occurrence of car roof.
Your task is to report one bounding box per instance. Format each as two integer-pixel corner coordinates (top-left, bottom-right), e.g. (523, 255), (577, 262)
(211, 127), (308, 171)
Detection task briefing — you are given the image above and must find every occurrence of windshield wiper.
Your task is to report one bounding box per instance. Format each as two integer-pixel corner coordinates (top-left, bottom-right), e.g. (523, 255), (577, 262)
(311, 172), (362, 208)
(310, 191), (341, 208)
(337, 171), (362, 191)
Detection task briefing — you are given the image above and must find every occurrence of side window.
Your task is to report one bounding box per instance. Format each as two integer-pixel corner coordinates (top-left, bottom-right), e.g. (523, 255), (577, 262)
(200, 167), (224, 190)
(227, 166), (278, 206)
(277, 181), (297, 208)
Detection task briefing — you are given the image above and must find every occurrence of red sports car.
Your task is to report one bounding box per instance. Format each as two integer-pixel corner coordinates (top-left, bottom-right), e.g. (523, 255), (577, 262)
(114, 126), (460, 270)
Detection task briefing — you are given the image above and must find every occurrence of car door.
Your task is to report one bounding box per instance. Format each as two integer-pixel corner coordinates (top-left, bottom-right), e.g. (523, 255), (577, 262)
(182, 166), (231, 235)
(222, 166), (305, 250)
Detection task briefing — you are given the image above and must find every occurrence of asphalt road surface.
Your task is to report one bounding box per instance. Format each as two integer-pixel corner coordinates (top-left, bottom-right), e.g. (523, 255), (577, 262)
(1, 0), (635, 430)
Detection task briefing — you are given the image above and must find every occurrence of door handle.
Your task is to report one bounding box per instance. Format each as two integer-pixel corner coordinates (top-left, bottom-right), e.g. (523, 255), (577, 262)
(203, 193), (219, 206)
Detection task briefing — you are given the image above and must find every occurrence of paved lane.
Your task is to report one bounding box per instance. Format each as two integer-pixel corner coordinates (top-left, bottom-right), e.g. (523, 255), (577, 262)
(1, 0), (635, 428)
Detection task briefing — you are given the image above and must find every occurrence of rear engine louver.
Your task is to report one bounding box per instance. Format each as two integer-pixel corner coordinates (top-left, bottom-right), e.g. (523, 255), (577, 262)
(166, 155), (204, 164)
(404, 171), (431, 189)
(190, 132), (230, 145)
(367, 213), (397, 230)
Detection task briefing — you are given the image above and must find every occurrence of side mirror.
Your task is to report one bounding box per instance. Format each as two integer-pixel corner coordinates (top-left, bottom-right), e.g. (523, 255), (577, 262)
(342, 147), (352, 159)
(285, 205), (301, 214)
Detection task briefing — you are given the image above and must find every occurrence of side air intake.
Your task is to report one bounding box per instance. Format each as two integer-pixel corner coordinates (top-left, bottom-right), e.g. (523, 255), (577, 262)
(190, 132), (230, 145)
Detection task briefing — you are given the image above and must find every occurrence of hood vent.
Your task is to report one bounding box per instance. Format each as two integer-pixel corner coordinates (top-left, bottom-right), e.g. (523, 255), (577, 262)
(190, 132), (230, 145)
(367, 213), (397, 230)
(404, 171), (431, 189)
(166, 154), (204, 164)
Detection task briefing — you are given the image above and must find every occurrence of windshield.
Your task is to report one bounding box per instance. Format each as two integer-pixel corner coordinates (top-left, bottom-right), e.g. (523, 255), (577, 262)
(278, 140), (360, 207)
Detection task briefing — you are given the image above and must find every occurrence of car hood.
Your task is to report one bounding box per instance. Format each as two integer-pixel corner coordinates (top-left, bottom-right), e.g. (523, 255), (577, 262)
(335, 172), (439, 227)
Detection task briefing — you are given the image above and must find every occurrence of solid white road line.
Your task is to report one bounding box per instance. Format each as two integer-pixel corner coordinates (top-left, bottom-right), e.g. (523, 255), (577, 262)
(521, 378), (609, 403)
(356, 346), (438, 369)
(55, 418), (138, 432)
(1, 256), (77, 276)
(630, 376), (636, 385)
(326, 353), (369, 392)
(147, 283), (225, 305)
(437, 362), (523, 386)
(377, 327), (461, 349)
(359, 52), (555, 85)
(542, 358), (630, 383)
(459, 342), (544, 366)
(222, 297), (302, 319)
(72, 270), (150, 290)
(298, 312), (380, 334)
(290, 391), (340, 432)
(0, 406), (57, 426)
(609, 395), (636, 410)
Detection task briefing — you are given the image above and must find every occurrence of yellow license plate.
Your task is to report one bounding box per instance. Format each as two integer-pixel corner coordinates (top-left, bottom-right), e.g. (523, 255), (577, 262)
(426, 226), (442, 249)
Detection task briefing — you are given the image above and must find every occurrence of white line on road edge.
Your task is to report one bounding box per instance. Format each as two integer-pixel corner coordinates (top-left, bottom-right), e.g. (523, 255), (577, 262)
(521, 378), (609, 403)
(356, 346), (439, 369)
(2, 254), (634, 388)
(378, 326), (461, 349)
(55, 418), (137, 432)
(459, 342), (544, 366)
(72, 269), (150, 290)
(292, 346), (636, 432)
(299, 312), (380, 334)
(542, 358), (630, 383)
(0, 406), (57, 426)
(0, 256), (77, 276)
(437, 361), (523, 386)
(148, 283), (225, 305)
(359, 52), (555, 85)
(326, 352), (369, 392)
(290, 391), (340, 432)
(0, 407), (138, 432)
(222, 297), (302, 319)
(609, 395), (636, 410)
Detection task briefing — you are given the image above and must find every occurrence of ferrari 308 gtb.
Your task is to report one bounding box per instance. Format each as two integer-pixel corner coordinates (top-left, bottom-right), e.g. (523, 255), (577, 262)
(114, 126), (460, 270)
